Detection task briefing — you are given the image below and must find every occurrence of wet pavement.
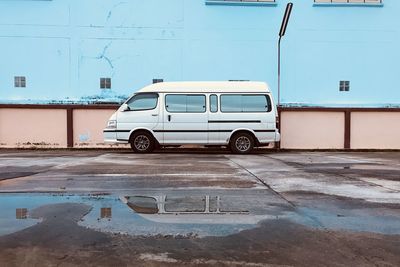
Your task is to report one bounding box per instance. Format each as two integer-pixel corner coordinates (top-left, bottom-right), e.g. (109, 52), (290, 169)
(0, 149), (400, 266)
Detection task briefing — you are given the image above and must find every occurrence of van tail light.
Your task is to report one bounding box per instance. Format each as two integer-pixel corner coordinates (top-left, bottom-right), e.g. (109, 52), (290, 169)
(276, 116), (280, 130)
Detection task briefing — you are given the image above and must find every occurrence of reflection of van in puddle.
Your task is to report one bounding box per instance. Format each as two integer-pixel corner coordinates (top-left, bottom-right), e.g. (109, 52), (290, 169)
(104, 81), (280, 154)
(120, 195), (274, 225)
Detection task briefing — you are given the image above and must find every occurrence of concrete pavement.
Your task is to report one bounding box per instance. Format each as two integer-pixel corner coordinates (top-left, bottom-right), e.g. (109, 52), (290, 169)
(0, 150), (399, 266)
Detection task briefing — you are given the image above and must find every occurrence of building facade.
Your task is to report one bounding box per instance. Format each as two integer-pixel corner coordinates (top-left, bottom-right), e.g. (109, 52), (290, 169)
(1, 0), (400, 150)
(0, 0), (397, 107)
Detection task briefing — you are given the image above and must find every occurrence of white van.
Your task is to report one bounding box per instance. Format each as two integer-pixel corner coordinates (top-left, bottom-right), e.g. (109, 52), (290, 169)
(103, 81), (280, 154)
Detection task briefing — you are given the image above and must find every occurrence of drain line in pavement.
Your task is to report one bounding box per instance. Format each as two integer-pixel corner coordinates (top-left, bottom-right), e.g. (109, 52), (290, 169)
(226, 156), (296, 208)
(227, 156), (327, 229)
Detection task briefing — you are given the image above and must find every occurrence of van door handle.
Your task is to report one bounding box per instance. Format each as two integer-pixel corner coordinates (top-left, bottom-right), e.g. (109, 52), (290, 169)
(152, 114), (158, 117)
(168, 115), (171, 122)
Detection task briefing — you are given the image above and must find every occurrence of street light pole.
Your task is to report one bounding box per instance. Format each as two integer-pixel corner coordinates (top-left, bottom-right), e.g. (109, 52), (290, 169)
(278, 2), (293, 106)
(278, 35), (282, 106)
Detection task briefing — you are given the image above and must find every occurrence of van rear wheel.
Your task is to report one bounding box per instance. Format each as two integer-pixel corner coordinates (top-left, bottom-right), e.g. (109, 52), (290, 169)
(230, 133), (254, 154)
(130, 132), (155, 153)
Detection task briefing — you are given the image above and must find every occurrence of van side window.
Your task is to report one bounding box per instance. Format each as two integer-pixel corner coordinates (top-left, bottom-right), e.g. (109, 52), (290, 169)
(210, 94), (218, 113)
(166, 94), (206, 113)
(127, 93), (158, 111)
(220, 94), (271, 113)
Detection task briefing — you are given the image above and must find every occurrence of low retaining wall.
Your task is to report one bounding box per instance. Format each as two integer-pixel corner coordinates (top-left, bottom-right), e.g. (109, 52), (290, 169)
(0, 104), (399, 149)
(279, 107), (400, 150)
(0, 108), (67, 148)
(280, 111), (345, 149)
(0, 104), (122, 149)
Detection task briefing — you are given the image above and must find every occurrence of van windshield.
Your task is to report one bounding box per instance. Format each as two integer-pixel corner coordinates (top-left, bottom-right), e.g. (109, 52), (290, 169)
(127, 93), (158, 111)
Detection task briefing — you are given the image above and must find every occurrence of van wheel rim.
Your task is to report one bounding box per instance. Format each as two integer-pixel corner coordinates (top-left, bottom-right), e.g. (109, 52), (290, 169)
(134, 135), (150, 151)
(236, 136), (251, 152)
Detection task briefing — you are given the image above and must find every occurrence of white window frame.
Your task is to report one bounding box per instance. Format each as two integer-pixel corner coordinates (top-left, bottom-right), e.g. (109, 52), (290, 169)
(313, 0), (383, 6)
(205, 0), (277, 6)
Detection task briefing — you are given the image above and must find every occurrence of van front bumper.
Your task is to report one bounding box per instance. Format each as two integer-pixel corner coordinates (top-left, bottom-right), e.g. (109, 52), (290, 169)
(103, 130), (129, 144)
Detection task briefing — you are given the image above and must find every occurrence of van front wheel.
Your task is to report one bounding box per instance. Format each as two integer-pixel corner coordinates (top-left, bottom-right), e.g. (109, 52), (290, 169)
(130, 132), (155, 153)
(230, 133), (254, 154)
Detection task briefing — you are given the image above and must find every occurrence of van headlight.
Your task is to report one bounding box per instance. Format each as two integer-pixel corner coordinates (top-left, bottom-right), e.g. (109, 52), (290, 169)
(107, 120), (117, 129)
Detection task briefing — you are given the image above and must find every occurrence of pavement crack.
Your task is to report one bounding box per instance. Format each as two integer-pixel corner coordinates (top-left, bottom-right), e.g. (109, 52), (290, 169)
(0, 172), (39, 181)
(228, 155), (327, 230)
(225, 156), (296, 208)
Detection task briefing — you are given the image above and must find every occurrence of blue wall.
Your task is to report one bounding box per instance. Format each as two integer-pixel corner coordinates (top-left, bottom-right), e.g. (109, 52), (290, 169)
(0, 0), (398, 107)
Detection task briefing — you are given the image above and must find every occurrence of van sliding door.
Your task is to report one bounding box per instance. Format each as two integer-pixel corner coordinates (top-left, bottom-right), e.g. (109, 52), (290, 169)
(162, 94), (208, 144)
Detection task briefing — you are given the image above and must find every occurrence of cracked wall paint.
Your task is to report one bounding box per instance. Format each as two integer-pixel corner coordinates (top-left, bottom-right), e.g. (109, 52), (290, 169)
(97, 42), (115, 71)
(106, 2), (128, 22)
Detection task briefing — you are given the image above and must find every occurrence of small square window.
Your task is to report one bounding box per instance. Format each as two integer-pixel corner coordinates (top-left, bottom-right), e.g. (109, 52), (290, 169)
(153, 78), (164, 84)
(340, 81), (350, 92)
(100, 78), (111, 89)
(14, 76), (26, 88)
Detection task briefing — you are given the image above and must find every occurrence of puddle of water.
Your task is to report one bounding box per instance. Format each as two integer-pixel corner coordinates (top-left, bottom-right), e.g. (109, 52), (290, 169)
(291, 207), (400, 235)
(0, 194), (79, 236)
(80, 195), (277, 237)
(0, 194), (279, 238)
(1, 193), (399, 238)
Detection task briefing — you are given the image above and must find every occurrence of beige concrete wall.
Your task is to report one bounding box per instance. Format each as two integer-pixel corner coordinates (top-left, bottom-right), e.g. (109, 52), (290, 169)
(1, 108), (400, 150)
(73, 109), (119, 147)
(280, 111), (345, 149)
(351, 112), (400, 149)
(0, 108), (67, 148)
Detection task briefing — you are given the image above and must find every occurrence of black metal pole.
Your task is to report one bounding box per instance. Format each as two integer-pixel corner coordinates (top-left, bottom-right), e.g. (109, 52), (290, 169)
(278, 36), (282, 106)
(278, 3), (293, 107)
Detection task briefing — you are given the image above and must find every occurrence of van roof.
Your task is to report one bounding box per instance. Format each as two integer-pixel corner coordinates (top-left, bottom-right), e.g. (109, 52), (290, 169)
(138, 81), (270, 93)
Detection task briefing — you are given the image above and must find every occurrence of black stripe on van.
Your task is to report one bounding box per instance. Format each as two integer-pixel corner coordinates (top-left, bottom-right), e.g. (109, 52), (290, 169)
(103, 130), (130, 133)
(208, 120), (261, 123)
(106, 129), (275, 133)
(254, 130), (276, 133)
(153, 130), (232, 133)
(154, 130), (275, 133)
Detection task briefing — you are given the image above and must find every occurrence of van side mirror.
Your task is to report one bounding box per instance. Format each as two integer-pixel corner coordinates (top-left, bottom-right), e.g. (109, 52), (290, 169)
(121, 104), (130, 112)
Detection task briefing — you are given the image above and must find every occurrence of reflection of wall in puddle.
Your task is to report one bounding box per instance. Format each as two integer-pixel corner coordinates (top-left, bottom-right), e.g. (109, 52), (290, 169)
(16, 208), (28, 219)
(120, 195), (275, 225)
(100, 207), (112, 219)
(17, 206), (112, 220)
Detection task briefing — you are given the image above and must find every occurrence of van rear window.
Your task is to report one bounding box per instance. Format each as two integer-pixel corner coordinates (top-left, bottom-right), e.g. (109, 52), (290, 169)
(220, 94), (271, 113)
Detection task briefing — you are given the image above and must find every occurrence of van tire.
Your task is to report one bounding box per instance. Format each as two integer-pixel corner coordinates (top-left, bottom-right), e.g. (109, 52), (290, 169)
(130, 132), (155, 153)
(230, 132), (254, 154)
